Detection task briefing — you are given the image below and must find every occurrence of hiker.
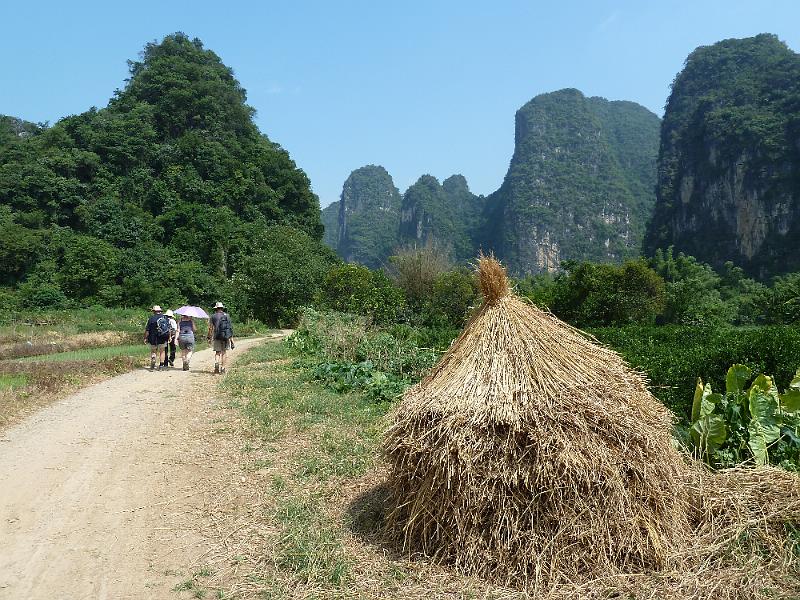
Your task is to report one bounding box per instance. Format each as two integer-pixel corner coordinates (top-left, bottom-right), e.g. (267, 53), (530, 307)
(207, 301), (234, 374)
(177, 314), (196, 371)
(143, 305), (171, 371)
(161, 309), (178, 368)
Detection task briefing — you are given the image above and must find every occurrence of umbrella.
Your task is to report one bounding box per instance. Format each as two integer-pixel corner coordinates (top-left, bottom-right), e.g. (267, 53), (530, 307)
(174, 305), (210, 319)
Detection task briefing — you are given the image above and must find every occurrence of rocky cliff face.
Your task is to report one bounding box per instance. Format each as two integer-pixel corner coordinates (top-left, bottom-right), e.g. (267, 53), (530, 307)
(321, 201), (339, 249)
(399, 174), (484, 262)
(335, 165), (402, 268)
(488, 89), (660, 275)
(644, 34), (800, 278)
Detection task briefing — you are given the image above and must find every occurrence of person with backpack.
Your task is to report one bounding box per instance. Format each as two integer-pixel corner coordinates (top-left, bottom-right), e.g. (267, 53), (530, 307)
(161, 309), (178, 368)
(143, 305), (171, 371)
(207, 301), (234, 374)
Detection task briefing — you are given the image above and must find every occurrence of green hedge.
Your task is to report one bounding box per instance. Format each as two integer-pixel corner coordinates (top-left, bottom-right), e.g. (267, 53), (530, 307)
(589, 325), (800, 420)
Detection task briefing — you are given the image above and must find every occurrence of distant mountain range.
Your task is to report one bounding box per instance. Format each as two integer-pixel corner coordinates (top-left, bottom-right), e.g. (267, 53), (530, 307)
(324, 89), (660, 274)
(324, 34), (800, 279)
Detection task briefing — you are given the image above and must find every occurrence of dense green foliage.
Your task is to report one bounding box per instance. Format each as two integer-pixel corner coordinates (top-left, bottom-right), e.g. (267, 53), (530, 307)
(690, 364), (800, 470)
(334, 165), (402, 268)
(317, 263), (405, 325)
(399, 174), (484, 264)
(0, 33), (322, 315)
(232, 226), (337, 326)
(488, 88), (661, 274)
(590, 325), (800, 419)
(645, 34), (800, 278)
(287, 308), (442, 402)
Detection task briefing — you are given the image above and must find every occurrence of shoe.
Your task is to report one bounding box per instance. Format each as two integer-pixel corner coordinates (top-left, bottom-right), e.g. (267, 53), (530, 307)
(220, 367), (226, 374)
(214, 363), (219, 374)
(169, 361), (174, 367)
(183, 362), (189, 371)
(150, 358), (156, 370)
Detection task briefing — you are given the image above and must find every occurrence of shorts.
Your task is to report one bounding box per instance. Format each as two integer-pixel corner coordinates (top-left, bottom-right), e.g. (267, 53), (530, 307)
(150, 343), (166, 353)
(213, 339), (231, 352)
(178, 335), (195, 351)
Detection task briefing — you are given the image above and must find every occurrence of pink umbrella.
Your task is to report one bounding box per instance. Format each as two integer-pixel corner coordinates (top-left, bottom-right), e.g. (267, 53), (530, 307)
(174, 305), (210, 319)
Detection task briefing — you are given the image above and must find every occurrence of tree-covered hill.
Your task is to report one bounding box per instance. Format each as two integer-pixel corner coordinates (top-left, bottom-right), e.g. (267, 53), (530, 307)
(0, 33), (322, 309)
(644, 33), (800, 278)
(332, 165), (402, 268)
(486, 88), (660, 275)
(399, 174), (484, 262)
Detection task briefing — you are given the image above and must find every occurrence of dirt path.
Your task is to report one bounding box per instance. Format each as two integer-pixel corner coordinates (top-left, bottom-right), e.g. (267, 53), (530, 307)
(0, 335), (284, 599)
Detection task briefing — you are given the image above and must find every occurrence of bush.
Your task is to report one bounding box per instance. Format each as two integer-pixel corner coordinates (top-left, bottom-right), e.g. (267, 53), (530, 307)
(423, 269), (478, 328)
(690, 364), (800, 470)
(233, 226), (337, 326)
(318, 264), (405, 324)
(590, 325), (800, 420)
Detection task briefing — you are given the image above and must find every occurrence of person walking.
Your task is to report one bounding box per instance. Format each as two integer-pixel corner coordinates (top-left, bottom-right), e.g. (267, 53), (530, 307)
(177, 314), (196, 371)
(162, 309), (178, 368)
(143, 305), (170, 371)
(207, 301), (234, 374)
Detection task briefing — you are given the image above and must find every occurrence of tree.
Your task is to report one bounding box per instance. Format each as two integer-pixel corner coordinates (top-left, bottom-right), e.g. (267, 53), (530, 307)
(318, 263), (405, 324)
(232, 226), (337, 326)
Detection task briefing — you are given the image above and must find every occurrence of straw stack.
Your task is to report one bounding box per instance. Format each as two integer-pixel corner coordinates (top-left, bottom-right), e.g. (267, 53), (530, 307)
(383, 256), (693, 588)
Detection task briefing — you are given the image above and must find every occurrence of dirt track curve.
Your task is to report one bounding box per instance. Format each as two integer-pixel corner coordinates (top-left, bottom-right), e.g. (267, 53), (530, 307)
(0, 336), (277, 599)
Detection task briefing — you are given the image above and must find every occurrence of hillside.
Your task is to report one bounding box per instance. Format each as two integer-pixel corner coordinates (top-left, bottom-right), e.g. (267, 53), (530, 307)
(644, 34), (800, 278)
(321, 201), (339, 248)
(487, 88), (660, 275)
(0, 33), (322, 308)
(399, 174), (484, 262)
(334, 165), (402, 268)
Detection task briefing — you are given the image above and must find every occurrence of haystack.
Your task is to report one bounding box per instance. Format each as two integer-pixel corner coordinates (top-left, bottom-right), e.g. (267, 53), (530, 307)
(383, 256), (693, 588)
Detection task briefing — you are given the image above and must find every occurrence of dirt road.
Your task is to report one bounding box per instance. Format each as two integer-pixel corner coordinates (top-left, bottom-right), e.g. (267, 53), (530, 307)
(0, 336), (276, 599)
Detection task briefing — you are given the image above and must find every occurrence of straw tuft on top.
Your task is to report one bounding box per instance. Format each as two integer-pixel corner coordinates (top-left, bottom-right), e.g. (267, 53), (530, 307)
(477, 254), (510, 305)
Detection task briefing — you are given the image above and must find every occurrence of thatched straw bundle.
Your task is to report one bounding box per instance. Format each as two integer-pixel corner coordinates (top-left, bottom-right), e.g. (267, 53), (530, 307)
(383, 256), (693, 588)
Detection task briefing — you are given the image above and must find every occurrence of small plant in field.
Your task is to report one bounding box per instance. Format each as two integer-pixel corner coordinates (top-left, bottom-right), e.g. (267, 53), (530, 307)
(691, 364), (800, 469)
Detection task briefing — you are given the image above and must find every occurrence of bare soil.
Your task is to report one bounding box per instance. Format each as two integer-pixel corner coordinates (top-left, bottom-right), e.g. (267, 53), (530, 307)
(0, 336), (282, 599)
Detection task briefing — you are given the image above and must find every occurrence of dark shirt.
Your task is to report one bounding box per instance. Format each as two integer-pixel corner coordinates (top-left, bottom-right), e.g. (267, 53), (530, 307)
(210, 311), (232, 339)
(146, 314), (169, 345)
(179, 320), (194, 337)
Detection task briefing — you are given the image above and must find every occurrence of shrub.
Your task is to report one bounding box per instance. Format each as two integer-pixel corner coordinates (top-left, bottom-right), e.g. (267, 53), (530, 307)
(423, 269), (478, 328)
(233, 226), (337, 326)
(590, 325), (800, 420)
(318, 264), (405, 324)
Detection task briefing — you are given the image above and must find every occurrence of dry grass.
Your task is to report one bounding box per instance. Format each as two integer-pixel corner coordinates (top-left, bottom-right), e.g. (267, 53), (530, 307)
(0, 330), (133, 360)
(382, 256), (800, 598)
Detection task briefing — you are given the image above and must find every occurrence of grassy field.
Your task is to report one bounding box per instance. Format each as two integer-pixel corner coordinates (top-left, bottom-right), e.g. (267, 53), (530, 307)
(189, 339), (520, 599)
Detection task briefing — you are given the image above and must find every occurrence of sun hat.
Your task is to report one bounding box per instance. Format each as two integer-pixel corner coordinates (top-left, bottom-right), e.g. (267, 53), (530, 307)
(165, 309), (174, 317)
(151, 305), (163, 312)
(213, 301), (226, 310)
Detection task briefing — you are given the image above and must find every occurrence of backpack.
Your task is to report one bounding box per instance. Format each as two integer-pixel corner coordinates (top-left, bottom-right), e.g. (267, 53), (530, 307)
(214, 313), (234, 341)
(155, 315), (171, 337)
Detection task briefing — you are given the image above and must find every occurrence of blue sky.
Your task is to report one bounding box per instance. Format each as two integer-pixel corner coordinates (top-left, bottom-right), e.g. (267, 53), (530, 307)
(3, 1), (800, 207)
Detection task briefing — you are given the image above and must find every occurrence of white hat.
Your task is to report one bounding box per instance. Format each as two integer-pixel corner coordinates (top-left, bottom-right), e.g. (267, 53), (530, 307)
(152, 305), (163, 312)
(213, 301), (226, 309)
(165, 309), (174, 317)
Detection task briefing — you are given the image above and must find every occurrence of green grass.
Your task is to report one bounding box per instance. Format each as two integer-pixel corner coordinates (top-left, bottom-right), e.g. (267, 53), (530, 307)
(19, 344), (145, 363)
(0, 373), (28, 389)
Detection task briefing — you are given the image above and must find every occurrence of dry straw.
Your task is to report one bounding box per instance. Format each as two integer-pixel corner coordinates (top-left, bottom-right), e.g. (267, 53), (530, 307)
(383, 255), (800, 598)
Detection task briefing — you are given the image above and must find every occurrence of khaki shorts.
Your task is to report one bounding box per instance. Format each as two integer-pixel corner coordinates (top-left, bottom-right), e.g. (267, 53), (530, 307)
(150, 343), (166, 353)
(213, 339), (230, 352)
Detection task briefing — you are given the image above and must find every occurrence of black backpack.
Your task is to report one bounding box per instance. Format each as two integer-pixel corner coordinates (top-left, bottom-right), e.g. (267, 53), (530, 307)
(214, 313), (234, 340)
